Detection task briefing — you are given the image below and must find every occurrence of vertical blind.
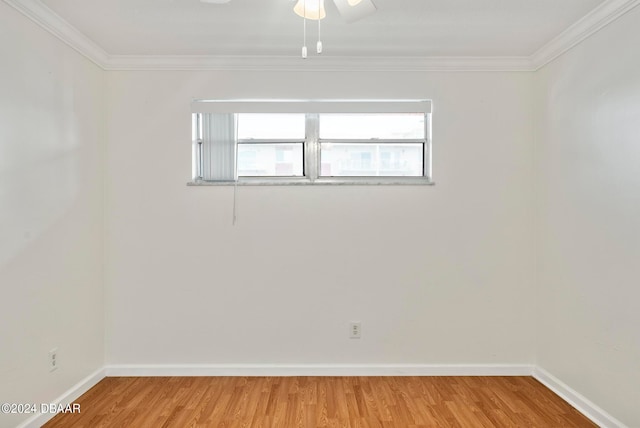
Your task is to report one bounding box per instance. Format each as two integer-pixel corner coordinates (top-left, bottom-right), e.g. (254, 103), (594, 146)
(200, 113), (236, 181)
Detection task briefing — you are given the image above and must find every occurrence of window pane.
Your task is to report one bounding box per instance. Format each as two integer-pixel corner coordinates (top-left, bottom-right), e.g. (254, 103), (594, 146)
(320, 143), (423, 177)
(238, 143), (304, 177)
(237, 114), (305, 140)
(319, 113), (425, 140)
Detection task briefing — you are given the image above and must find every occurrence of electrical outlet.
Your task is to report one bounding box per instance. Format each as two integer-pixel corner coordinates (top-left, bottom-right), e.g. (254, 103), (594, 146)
(350, 322), (361, 339)
(49, 348), (58, 372)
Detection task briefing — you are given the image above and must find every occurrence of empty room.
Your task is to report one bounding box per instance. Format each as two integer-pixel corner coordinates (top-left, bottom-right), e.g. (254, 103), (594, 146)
(1, 0), (638, 427)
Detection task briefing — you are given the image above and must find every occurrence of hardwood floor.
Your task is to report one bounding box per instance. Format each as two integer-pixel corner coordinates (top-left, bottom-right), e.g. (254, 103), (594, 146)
(44, 376), (596, 427)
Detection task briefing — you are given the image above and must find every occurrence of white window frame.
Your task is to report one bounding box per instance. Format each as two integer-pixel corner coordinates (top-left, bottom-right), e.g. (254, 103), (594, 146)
(189, 100), (433, 186)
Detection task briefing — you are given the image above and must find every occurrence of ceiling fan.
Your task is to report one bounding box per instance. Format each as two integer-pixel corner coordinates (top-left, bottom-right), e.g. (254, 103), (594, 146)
(294, 0), (377, 24)
(200, 0), (377, 58)
(201, 0), (376, 23)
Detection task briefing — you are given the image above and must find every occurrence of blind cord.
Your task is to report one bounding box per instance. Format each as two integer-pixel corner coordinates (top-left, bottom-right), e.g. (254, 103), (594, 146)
(232, 179), (238, 226)
(302, 2), (307, 58)
(317, 0), (322, 54)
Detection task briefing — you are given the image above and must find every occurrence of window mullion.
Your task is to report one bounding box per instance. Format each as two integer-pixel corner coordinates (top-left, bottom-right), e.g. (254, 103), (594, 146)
(305, 113), (320, 181)
(424, 113), (432, 181)
(194, 113), (204, 181)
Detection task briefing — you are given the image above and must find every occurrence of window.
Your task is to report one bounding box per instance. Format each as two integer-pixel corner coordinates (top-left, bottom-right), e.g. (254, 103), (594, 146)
(236, 114), (305, 177)
(318, 113), (425, 177)
(191, 100), (432, 185)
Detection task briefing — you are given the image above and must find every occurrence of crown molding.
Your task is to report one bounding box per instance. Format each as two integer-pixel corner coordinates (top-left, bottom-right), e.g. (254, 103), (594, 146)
(105, 54), (533, 72)
(4, 0), (639, 72)
(531, 0), (640, 70)
(3, 0), (109, 68)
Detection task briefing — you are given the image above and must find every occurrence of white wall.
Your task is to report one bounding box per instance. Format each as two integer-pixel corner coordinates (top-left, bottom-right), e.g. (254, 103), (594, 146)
(535, 5), (640, 427)
(105, 70), (536, 366)
(0, 3), (105, 427)
(3, 0), (639, 423)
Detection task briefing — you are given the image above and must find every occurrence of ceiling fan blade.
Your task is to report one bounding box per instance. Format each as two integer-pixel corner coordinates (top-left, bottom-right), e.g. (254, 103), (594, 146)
(332, 0), (376, 23)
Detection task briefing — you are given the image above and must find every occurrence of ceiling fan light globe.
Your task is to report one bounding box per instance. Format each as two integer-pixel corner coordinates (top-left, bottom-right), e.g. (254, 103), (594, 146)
(293, 0), (326, 20)
(347, 0), (363, 5)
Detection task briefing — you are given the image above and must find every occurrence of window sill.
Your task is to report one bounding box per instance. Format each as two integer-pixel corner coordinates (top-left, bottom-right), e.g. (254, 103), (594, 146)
(187, 178), (435, 186)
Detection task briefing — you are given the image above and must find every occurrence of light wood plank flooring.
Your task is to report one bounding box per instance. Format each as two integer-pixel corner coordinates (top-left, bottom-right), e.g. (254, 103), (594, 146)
(44, 376), (596, 427)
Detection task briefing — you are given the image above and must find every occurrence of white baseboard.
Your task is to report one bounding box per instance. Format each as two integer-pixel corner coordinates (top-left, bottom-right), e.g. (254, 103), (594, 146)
(12, 365), (625, 428)
(16, 368), (106, 428)
(105, 363), (534, 377)
(532, 367), (627, 428)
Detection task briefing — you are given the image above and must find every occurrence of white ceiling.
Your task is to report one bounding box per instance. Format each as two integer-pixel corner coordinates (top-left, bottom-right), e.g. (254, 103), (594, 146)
(38, 0), (604, 57)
